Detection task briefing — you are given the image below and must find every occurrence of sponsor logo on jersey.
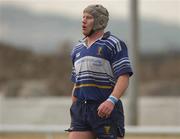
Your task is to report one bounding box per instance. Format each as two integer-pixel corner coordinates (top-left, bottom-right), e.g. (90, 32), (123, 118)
(92, 59), (103, 66)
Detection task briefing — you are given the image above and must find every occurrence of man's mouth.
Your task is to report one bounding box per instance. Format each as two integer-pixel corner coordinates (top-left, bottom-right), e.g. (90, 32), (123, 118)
(82, 25), (86, 30)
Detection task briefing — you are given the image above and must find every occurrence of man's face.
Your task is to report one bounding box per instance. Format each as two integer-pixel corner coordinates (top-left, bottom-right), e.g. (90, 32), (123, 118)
(82, 12), (94, 36)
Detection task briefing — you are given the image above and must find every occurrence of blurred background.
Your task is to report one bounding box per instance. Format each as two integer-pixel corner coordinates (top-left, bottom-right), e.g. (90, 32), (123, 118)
(0, 0), (180, 139)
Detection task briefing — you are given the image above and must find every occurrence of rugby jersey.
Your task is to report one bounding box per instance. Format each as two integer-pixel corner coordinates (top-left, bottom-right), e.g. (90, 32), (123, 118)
(71, 31), (133, 102)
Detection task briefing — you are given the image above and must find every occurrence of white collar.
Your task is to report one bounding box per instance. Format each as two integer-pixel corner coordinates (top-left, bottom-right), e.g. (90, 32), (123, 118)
(82, 34), (104, 48)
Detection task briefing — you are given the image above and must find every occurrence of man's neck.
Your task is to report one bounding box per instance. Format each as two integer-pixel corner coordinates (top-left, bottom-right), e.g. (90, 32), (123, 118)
(86, 30), (104, 47)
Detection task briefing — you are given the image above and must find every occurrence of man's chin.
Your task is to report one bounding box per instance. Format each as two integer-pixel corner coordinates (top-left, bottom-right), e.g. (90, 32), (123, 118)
(82, 31), (90, 36)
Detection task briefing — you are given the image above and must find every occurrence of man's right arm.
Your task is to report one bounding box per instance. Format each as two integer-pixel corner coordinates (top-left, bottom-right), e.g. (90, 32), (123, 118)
(71, 84), (77, 103)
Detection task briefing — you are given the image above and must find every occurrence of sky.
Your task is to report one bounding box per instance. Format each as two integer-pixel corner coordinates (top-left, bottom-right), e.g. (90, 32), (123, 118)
(0, 0), (180, 26)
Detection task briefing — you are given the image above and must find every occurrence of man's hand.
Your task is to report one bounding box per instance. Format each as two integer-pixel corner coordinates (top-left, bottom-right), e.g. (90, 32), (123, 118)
(97, 100), (115, 118)
(72, 95), (77, 103)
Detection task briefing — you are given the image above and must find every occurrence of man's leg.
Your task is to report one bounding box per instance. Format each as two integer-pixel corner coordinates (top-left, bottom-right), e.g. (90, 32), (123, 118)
(117, 137), (124, 139)
(68, 131), (96, 139)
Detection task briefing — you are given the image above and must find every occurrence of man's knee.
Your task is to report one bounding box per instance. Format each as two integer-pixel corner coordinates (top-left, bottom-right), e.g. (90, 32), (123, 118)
(117, 137), (124, 139)
(68, 131), (95, 139)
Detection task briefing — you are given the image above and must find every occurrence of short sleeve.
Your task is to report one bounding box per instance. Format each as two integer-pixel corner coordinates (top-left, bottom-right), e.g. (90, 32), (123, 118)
(70, 48), (76, 83)
(111, 41), (133, 79)
(71, 66), (76, 83)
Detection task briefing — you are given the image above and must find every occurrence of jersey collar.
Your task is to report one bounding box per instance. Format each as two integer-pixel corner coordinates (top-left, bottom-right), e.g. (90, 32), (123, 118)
(102, 31), (111, 39)
(79, 31), (111, 46)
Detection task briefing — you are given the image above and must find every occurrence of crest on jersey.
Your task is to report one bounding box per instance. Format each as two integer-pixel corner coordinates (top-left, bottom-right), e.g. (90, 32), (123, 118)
(97, 47), (103, 56)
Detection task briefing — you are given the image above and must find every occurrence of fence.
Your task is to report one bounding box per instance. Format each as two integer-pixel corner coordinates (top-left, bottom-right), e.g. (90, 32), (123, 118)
(1, 97), (180, 139)
(1, 125), (180, 139)
(1, 97), (180, 126)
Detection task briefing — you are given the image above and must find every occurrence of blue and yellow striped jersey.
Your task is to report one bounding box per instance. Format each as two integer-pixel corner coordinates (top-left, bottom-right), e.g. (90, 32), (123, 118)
(71, 31), (133, 102)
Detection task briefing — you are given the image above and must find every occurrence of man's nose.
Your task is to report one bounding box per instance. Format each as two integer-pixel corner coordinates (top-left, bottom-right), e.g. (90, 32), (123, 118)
(82, 18), (86, 24)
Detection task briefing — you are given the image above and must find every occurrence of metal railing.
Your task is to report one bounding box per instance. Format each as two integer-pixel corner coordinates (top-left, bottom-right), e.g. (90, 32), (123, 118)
(1, 125), (180, 139)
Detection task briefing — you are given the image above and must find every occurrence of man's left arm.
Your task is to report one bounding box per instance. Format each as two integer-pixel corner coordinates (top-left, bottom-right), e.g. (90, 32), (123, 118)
(97, 74), (129, 118)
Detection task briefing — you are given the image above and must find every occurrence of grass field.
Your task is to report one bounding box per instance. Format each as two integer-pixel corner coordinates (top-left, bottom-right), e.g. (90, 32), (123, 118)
(0, 133), (180, 139)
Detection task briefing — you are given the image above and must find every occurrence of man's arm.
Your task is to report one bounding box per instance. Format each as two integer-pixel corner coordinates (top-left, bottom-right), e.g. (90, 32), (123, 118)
(110, 74), (129, 99)
(71, 84), (77, 103)
(97, 74), (129, 118)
